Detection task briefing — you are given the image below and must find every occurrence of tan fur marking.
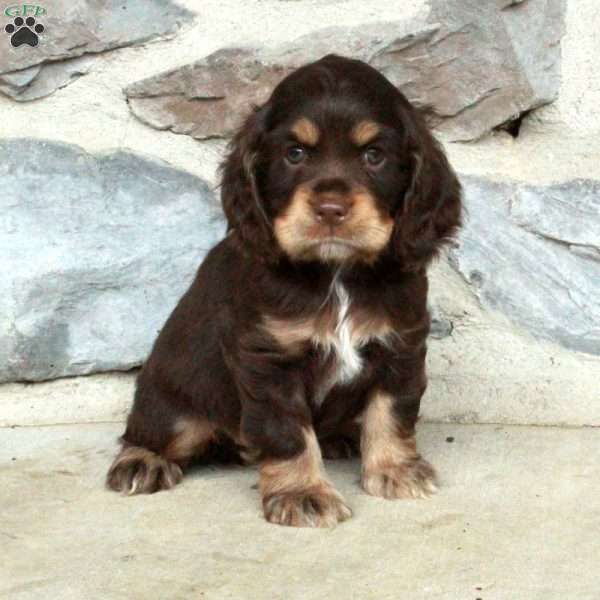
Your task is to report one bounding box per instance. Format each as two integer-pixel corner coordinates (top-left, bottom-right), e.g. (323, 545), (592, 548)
(273, 185), (314, 259)
(350, 310), (396, 342)
(361, 392), (415, 471)
(350, 189), (394, 258)
(351, 120), (381, 146)
(259, 428), (352, 527)
(291, 117), (320, 146)
(360, 391), (438, 499)
(273, 185), (393, 263)
(262, 314), (316, 354)
(259, 428), (326, 496)
(164, 418), (216, 461)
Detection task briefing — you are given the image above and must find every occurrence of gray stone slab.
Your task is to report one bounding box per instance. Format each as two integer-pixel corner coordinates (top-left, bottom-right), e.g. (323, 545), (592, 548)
(0, 56), (95, 101)
(454, 175), (600, 355)
(1, 422), (598, 599)
(0, 139), (225, 383)
(126, 0), (565, 141)
(0, 0), (193, 100)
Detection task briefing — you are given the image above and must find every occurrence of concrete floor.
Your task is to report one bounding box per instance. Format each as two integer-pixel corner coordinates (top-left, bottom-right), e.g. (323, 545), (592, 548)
(1, 423), (598, 600)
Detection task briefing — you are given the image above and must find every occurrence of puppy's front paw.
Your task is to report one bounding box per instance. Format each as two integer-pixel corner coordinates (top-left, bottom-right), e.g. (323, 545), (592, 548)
(106, 446), (183, 495)
(361, 457), (438, 500)
(263, 485), (352, 528)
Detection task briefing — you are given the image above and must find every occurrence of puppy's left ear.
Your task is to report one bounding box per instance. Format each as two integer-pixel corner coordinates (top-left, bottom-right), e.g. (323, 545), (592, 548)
(392, 100), (462, 270)
(220, 103), (276, 260)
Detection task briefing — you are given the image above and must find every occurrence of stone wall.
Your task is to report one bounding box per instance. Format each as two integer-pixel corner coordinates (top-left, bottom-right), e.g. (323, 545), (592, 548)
(1, 0), (598, 426)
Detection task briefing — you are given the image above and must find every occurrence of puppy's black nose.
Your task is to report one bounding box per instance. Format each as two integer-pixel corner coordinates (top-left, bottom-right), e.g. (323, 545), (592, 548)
(313, 195), (350, 226)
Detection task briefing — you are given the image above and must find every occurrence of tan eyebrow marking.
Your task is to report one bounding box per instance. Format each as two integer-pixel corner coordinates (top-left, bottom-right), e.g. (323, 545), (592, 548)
(351, 120), (381, 146)
(290, 117), (320, 146)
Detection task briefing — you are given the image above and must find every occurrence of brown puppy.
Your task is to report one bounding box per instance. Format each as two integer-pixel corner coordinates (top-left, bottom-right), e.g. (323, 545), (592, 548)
(106, 54), (462, 527)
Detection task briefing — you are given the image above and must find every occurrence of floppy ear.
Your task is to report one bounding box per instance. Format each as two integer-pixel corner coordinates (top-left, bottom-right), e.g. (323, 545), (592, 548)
(392, 102), (462, 271)
(220, 104), (276, 260)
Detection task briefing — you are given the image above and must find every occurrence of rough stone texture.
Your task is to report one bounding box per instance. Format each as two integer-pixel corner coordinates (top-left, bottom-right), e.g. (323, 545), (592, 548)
(126, 0), (565, 141)
(422, 254), (600, 427)
(0, 139), (225, 383)
(0, 0), (193, 100)
(0, 0), (598, 426)
(529, 0), (600, 134)
(454, 176), (600, 355)
(430, 309), (454, 340)
(0, 56), (95, 101)
(1, 138), (598, 394)
(2, 422), (599, 600)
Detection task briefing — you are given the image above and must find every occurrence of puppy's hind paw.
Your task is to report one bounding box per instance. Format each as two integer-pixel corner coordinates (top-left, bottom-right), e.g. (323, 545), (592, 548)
(106, 445), (183, 495)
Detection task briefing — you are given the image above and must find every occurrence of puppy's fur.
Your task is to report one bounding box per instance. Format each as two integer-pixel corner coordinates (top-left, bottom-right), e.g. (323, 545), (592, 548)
(106, 55), (462, 527)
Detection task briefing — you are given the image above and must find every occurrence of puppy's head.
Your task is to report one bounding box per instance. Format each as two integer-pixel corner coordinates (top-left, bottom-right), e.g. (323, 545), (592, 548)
(220, 54), (461, 269)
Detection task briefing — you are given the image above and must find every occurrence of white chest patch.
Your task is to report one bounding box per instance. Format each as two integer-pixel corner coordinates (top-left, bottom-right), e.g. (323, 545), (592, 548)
(312, 281), (396, 394)
(325, 281), (363, 383)
(262, 282), (396, 402)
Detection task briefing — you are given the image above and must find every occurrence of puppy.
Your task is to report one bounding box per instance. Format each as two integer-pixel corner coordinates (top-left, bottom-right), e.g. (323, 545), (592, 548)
(106, 54), (462, 527)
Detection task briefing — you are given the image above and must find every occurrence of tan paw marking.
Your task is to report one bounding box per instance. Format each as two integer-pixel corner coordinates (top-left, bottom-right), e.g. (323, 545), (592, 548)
(361, 456), (438, 500)
(259, 427), (352, 527)
(106, 446), (183, 495)
(360, 391), (437, 499)
(263, 486), (352, 528)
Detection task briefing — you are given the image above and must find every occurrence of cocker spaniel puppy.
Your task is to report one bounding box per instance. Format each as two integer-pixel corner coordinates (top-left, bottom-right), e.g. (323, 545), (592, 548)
(107, 54), (462, 527)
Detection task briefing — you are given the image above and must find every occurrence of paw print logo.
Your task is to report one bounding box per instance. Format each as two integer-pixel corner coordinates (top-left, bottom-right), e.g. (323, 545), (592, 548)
(5, 16), (44, 47)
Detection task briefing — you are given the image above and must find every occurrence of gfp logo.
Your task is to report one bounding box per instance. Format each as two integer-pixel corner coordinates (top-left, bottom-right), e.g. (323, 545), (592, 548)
(4, 4), (45, 17)
(4, 4), (45, 47)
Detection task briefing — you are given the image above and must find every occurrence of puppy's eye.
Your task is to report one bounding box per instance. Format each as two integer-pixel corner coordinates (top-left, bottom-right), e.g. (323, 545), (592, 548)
(285, 146), (307, 165)
(363, 146), (385, 167)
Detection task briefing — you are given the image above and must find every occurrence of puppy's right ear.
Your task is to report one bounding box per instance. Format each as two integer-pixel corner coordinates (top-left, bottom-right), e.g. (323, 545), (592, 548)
(220, 104), (275, 260)
(391, 99), (462, 271)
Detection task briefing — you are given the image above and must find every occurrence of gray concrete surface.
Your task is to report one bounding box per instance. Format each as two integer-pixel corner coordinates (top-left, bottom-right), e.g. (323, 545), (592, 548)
(2, 422), (598, 599)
